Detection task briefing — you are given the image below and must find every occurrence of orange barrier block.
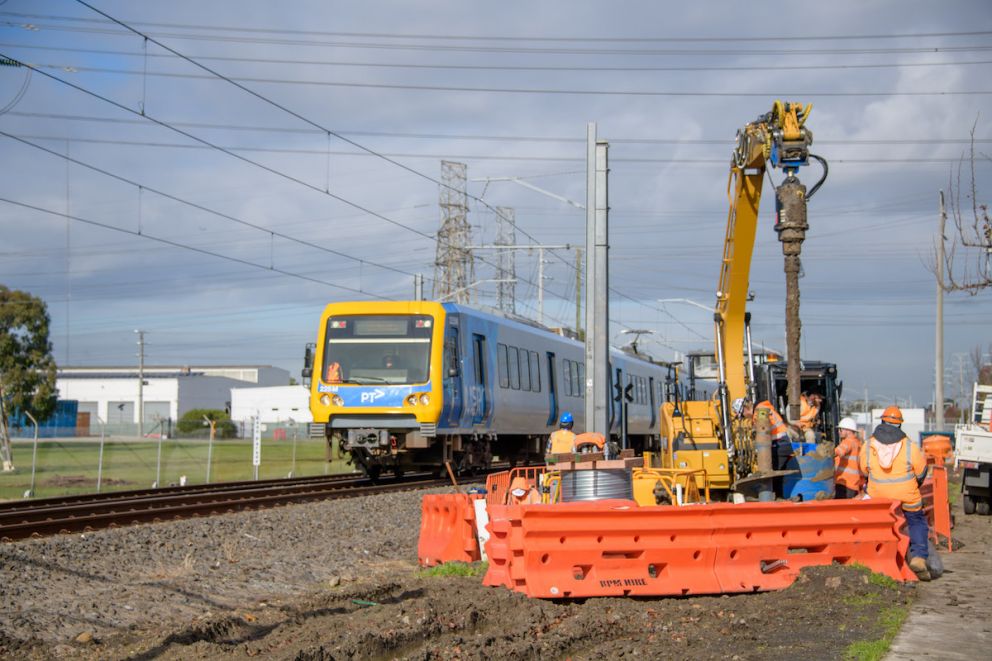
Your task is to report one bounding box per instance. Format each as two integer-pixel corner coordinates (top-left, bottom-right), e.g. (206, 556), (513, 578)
(920, 464), (953, 551)
(708, 500), (915, 592)
(482, 499), (915, 599)
(417, 493), (481, 567)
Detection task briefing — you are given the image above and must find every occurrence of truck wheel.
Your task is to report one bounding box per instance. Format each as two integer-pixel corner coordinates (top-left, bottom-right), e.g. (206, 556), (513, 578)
(963, 495), (976, 515)
(977, 500), (991, 516)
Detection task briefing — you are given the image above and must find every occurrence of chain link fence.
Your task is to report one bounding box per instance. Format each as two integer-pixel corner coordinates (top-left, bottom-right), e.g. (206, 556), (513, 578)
(1, 419), (351, 500)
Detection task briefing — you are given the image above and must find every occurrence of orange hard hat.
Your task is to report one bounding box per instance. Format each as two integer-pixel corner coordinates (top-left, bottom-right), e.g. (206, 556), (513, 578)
(881, 405), (903, 425)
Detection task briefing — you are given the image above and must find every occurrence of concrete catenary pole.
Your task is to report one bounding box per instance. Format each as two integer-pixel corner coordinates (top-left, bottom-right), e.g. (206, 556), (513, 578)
(584, 123), (610, 437)
(935, 191), (946, 430)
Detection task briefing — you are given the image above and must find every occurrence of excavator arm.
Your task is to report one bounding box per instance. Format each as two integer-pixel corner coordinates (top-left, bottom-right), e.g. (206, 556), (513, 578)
(715, 101), (813, 403)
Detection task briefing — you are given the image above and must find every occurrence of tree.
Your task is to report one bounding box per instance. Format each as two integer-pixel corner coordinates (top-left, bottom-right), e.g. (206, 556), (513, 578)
(0, 286), (57, 471)
(176, 408), (237, 439)
(931, 121), (991, 293)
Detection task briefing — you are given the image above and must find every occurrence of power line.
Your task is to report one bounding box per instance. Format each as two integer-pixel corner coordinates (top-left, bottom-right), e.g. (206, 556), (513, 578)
(19, 59), (992, 97)
(10, 16), (992, 56)
(5, 41), (992, 74)
(5, 11), (989, 43)
(10, 110), (991, 146)
(0, 130), (434, 283)
(0, 196), (395, 300)
(59, 3), (560, 287)
(4, 132), (979, 166)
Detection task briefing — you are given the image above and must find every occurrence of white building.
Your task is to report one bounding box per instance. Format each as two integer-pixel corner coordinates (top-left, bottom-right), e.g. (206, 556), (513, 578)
(230, 385), (312, 425)
(56, 365), (290, 427)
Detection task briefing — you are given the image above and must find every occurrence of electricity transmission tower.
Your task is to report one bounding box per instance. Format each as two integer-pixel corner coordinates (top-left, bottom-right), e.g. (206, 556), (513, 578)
(433, 161), (474, 303)
(495, 207), (517, 314)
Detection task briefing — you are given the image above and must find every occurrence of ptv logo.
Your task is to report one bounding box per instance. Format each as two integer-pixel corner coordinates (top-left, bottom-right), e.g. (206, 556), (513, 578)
(360, 388), (386, 404)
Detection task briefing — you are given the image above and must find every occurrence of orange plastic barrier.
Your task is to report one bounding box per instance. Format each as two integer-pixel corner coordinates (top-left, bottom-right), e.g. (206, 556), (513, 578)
(417, 493), (481, 567)
(483, 498), (915, 599)
(920, 464), (953, 551)
(485, 467), (547, 506)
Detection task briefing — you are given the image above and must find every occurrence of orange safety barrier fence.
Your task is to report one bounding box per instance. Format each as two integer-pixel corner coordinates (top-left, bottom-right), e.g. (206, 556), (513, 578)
(485, 467), (547, 506)
(920, 464), (953, 552)
(483, 498), (915, 599)
(417, 493), (481, 567)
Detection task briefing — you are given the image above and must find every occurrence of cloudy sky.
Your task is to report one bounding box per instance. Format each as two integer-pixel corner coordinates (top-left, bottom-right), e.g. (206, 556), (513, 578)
(0, 0), (989, 409)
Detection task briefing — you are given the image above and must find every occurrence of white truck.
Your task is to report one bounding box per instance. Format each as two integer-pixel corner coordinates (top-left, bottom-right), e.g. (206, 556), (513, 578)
(955, 383), (992, 515)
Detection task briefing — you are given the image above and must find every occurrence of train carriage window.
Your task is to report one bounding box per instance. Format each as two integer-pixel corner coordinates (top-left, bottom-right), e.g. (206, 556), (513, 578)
(569, 360), (580, 397)
(562, 359), (573, 396)
(519, 348), (531, 391)
(497, 343), (509, 388)
(508, 346), (520, 390)
(530, 351), (541, 392)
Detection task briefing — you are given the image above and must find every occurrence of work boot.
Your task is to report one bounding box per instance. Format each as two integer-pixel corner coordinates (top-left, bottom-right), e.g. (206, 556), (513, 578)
(909, 556), (931, 582)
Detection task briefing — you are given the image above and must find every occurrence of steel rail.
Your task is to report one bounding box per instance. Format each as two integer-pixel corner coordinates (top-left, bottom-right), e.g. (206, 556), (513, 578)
(0, 472), (450, 542)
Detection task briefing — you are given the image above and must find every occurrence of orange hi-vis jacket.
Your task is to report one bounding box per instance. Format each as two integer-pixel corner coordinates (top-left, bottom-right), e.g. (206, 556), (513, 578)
(797, 395), (820, 431)
(858, 435), (928, 511)
(755, 401), (790, 442)
(834, 433), (863, 492)
(548, 429), (577, 454)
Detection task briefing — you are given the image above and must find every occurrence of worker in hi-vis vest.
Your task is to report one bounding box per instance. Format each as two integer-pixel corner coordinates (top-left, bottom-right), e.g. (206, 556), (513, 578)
(858, 405), (932, 581)
(547, 412), (576, 454)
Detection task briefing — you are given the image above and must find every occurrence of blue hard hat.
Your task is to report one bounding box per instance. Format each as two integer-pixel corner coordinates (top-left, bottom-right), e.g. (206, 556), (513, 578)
(560, 411), (574, 425)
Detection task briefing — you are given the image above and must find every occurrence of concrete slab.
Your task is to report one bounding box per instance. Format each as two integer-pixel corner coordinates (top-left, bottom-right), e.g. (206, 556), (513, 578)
(886, 510), (992, 660)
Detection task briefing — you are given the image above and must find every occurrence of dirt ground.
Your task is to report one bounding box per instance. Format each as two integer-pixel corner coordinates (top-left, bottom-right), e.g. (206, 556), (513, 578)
(7, 477), (990, 661)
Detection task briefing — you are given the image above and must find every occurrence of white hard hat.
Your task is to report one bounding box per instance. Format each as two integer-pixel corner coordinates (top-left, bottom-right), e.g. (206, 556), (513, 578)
(838, 417), (858, 432)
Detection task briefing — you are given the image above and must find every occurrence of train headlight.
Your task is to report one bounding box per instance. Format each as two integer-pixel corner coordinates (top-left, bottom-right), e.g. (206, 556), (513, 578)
(406, 394), (418, 406)
(419, 393), (430, 406)
(332, 394), (343, 407)
(320, 394), (331, 406)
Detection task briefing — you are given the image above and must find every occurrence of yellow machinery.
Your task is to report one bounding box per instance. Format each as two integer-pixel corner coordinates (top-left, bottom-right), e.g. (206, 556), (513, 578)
(659, 101), (825, 494)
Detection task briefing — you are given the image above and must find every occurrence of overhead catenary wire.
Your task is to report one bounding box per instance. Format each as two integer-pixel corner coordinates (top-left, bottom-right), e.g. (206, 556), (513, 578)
(0, 130), (431, 283)
(9, 111), (992, 146)
(0, 196), (395, 300)
(9, 15), (992, 56)
(0, 51), (568, 307)
(5, 11), (990, 43)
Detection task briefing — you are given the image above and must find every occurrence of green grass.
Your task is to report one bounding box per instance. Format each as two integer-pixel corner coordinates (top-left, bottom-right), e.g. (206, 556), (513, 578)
(842, 591), (882, 608)
(844, 605), (909, 661)
(418, 561), (489, 577)
(848, 563), (900, 590)
(0, 437), (354, 500)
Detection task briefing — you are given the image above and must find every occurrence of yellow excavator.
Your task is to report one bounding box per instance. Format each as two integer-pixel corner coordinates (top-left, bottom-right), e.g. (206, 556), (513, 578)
(659, 101), (829, 495)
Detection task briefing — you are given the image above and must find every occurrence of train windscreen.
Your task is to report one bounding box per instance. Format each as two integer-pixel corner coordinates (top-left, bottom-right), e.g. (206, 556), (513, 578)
(321, 315), (433, 385)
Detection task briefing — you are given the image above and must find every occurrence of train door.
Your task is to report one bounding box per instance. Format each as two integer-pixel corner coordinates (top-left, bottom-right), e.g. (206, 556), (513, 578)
(439, 323), (463, 428)
(648, 376), (657, 429)
(471, 333), (491, 425)
(545, 351), (558, 426)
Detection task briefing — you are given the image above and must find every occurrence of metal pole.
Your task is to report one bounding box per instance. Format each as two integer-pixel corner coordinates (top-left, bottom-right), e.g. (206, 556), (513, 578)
(935, 191), (946, 430)
(135, 330), (145, 437)
(591, 138), (610, 436)
(205, 417), (215, 484)
(96, 416), (105, 493)
(744, 312), (757, 403)
(775, 176), (809, 423)
(155, 433), (162, 488)
(538, 247), (545, 325)
(25, 411), (38, 498)
(291, 424), (298, 478)
(414, 273), (424, 301)
(575, 247), (583, 336)
(584, 123), (597, 432)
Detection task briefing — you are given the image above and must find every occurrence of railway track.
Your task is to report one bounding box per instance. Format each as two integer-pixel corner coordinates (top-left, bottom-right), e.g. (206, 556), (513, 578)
(0, 471), (455, 543)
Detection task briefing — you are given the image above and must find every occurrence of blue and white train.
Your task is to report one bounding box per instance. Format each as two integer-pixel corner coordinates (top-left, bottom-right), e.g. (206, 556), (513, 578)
(303, 300), (670, 477)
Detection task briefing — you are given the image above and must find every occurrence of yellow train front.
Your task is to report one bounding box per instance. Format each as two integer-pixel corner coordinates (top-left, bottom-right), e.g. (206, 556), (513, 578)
(305, 301), (669, 479)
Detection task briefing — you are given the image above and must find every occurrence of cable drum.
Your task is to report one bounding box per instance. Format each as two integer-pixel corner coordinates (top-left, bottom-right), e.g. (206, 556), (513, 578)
(559, 469), (633, 502)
